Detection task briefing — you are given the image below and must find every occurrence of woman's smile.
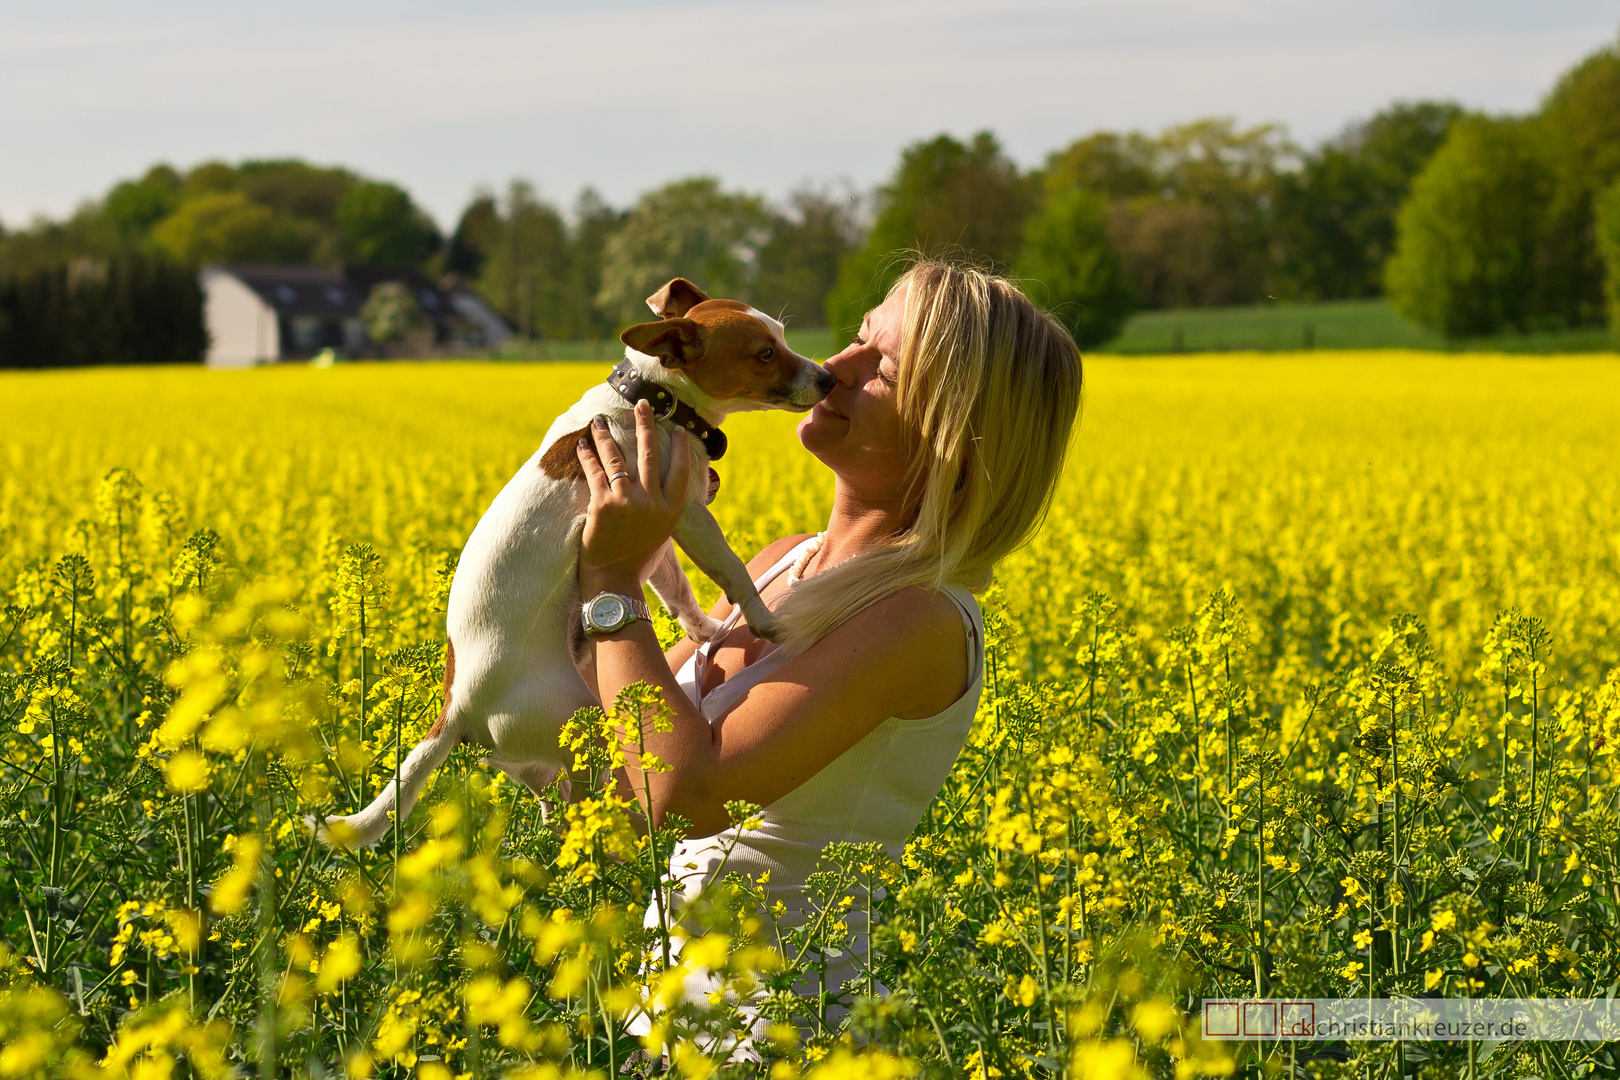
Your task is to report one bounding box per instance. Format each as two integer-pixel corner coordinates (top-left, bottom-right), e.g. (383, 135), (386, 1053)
(812, 398), (848, 420)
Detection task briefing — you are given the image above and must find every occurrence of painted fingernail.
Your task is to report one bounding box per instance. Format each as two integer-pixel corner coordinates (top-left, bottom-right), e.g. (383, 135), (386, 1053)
(592, 416), (606, 430)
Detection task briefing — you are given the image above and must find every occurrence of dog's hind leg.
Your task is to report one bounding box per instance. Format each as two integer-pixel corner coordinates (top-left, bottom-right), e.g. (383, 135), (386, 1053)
(646, 539), (722, 643)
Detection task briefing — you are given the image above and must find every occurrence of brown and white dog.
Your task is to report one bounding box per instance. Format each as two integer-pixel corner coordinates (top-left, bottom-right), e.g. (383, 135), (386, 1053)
(314, 278), (834, 847)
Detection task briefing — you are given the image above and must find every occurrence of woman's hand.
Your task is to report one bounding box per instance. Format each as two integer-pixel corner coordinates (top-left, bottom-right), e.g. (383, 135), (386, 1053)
(575, 399), (692, 592)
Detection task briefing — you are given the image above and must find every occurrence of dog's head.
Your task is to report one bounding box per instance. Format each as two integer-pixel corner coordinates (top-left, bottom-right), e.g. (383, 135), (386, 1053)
(619, 278), (835, 413)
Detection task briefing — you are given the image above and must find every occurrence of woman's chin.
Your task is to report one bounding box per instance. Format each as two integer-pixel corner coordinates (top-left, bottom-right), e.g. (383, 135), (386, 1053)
(797, 412), (841, 459)
(797, 409), (831, 441)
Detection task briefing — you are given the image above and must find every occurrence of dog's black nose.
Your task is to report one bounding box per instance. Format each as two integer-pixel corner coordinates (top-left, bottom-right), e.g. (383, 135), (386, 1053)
(815, 367), (837, 396)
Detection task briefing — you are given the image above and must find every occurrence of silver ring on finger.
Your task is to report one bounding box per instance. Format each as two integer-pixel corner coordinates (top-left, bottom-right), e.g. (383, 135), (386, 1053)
(607, 470), (630, 484)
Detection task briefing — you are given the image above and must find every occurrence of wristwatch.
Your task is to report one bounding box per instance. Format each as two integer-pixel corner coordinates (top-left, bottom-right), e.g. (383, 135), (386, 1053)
(580, 591), (652, 635)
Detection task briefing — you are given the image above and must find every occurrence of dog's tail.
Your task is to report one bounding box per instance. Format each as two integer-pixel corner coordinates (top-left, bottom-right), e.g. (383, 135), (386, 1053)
(312, 636), (461, 849)
(310, 727), (458, 849)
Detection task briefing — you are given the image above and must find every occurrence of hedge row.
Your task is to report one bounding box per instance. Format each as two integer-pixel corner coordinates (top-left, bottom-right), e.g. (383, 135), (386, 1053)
(0, 256), (207, 368)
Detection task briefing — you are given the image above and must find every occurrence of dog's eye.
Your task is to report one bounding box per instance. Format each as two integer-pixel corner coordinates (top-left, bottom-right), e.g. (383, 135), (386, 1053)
(757, 348), (774, 362)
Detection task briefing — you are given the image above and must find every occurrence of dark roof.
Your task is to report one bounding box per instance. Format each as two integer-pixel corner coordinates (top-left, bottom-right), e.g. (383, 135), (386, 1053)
(206, 263), (460, 323)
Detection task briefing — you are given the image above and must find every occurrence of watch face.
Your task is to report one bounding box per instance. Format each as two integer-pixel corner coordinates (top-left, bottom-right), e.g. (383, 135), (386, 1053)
(588, 594), (627, 629)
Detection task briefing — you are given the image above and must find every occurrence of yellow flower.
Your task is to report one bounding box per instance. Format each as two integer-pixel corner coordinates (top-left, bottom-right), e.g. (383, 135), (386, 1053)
(1004, 973), (1039, 1007)
(164, 749), (210, 793)
(163, 908), (202, 954)
(209, 835), (262, 915)
(802, 1049), (918, 1079)
(548, 956), (588, 1000)
(316, 934), (362, 993)
(1131, 998), (1178, 1042)
(1070, 1038), (1145, 1080)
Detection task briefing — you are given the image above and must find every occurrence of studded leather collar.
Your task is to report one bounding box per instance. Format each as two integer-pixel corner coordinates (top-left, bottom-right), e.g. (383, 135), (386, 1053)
(607, 361), (728, 460)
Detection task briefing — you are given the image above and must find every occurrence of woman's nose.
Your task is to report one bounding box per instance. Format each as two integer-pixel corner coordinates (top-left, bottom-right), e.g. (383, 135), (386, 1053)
(823, 347), (860, 386)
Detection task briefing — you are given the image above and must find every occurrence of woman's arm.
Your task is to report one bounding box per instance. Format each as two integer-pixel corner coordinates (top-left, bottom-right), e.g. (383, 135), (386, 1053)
(575, 403), (966, 836)
(589, 582), (965, 835)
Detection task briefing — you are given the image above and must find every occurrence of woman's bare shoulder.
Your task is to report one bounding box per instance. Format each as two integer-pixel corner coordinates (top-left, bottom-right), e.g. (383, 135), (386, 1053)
(817, 584), (971, 719)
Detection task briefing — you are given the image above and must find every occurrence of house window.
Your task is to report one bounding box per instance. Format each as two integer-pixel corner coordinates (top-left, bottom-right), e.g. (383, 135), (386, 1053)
(326, 286), (347, 305)
(342, 319), (367, 349)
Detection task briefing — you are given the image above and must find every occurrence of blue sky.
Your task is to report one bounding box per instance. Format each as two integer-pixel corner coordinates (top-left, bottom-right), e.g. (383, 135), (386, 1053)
(2, 1), (1615, 230)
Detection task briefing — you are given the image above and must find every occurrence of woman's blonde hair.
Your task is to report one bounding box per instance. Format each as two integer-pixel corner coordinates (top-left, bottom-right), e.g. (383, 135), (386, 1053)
(773, 258), (1084, 654)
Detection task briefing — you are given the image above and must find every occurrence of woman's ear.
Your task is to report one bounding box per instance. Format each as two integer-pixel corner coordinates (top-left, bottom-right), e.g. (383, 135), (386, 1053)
(621, 318), (704, 368)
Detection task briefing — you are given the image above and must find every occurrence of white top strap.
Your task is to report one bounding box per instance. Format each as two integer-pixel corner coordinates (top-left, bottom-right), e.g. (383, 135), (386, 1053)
(689, 535), (819, 706)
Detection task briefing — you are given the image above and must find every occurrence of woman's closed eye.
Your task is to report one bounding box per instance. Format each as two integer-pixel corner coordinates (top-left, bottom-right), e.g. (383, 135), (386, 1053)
(850, 332), (896, 385)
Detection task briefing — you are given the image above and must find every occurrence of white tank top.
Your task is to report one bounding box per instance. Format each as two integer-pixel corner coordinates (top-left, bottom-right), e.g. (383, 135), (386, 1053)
(648, 535), (986, 1036)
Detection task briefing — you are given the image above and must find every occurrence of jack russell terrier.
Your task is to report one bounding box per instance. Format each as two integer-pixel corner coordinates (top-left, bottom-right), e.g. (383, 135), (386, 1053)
(314, 277), (835, 847)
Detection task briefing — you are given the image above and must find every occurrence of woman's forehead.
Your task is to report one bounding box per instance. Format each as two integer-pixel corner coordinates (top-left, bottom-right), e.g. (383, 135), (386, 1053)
(866, 283), (909, 330)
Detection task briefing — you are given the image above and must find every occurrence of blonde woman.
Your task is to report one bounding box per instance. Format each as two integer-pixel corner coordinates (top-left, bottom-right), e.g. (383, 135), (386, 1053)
(573, 259), (1083, 1031)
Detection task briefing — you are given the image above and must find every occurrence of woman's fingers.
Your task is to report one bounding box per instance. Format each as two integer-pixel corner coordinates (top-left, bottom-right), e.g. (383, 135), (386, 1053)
(663, 425), (691, 506)
(588, 416), (630, 494)
(634, 399), (660, 502)
(575, 431), (609, 500)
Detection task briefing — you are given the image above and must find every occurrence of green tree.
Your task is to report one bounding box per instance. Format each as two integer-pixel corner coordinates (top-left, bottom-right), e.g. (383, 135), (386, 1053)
(1131, 118), (1292, 307)
(182, 158), (353, 262)
(753, 187), (860, 328)
(229, 159), (357, 225)
(1532, 38), (1620, 327)
(1272, 102), (1463, 300)
(1110, 201), (1228, 308)
(475, 181), (572, 341)
(1597, 179), (1620, 344)
(446, 192), (500, 279)
(1014, 186), (1135, 347)
(825, 132), (1034, 334)
(0, 210), (120, 282)
(596, 177), (773, 327)
(336, 181), (442, 266)
(1384, 116), (1553, 337)
(101, 165), (184, 246)
(1038, 119), (1292, 310)
(560, 187), (626, 339)
(1041, 131), (1160, 200)
(150, 191), (311, 266)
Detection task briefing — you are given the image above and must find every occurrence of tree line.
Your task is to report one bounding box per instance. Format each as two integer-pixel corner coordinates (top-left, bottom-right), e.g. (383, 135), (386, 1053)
(2, 33), (1616, 364)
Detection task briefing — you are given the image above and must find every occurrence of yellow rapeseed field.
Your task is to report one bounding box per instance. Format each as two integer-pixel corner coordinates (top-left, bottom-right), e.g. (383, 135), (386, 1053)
(1, 353), (1618, 1079)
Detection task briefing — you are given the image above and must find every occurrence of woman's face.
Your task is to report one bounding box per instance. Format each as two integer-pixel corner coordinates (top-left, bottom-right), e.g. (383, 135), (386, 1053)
(796, 282), (914, 502)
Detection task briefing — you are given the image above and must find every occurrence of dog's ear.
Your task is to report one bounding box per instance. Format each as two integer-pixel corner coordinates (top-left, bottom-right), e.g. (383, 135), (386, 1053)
(645, 278), (710, 318)
(621, 318), (704, 368)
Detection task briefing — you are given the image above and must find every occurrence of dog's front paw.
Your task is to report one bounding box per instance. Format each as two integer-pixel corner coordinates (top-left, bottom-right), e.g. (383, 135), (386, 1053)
(743, 608), (783, 642)
(683, 614), (725, 644)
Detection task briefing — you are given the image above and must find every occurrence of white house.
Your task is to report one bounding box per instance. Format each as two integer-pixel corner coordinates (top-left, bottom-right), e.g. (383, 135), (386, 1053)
(201, 264), (513, 369)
